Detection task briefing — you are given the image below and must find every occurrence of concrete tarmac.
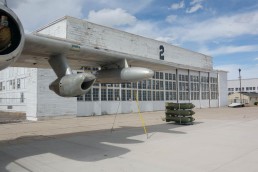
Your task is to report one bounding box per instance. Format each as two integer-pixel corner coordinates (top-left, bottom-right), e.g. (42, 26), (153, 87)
(0, 107), (258, 172)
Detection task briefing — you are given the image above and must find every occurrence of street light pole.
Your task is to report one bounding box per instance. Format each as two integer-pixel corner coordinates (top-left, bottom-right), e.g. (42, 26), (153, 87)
(239, 68), (242, 104)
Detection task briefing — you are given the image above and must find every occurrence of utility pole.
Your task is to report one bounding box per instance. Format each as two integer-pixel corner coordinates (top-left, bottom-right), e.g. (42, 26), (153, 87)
(239, 68), (242, 104)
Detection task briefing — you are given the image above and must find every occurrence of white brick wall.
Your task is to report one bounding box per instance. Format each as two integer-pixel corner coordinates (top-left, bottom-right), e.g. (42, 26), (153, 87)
(26, 68), (38, 120)
(66, 17), (212, 71)
(218, 71), (228, 107)
(0, 67), (27, 112)
(35, 69), (77, 120)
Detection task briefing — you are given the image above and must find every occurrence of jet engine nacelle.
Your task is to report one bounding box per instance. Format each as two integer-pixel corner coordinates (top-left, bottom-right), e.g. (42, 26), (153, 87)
(96, 67), (154, 83)
(0, 4), (25, 70)
(49, 73), (96, 97)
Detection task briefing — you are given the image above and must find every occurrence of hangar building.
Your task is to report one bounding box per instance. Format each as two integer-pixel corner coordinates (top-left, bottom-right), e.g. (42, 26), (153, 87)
(228, 78), (258, 95)
(0, 16), (228, 121)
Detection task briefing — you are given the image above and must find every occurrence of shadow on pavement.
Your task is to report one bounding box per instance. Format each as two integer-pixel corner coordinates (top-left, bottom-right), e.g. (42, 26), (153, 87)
(0, 122), (201, 172)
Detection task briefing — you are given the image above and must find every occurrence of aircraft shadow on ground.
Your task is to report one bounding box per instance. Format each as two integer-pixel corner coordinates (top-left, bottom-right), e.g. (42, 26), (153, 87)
(0, 122), (202, 172)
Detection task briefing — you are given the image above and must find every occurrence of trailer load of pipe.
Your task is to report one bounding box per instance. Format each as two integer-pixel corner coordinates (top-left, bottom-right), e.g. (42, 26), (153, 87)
(165, 102), (195, 124)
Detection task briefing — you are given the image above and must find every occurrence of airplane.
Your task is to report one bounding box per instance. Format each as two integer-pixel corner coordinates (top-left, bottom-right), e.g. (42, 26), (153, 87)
(0, 1), (188, 97)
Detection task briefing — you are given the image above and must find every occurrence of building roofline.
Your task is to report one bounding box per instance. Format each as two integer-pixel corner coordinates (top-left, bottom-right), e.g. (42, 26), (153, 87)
(228, 78), (258, 81)
(214, 69), (228, 73)
(33, 15), (212, 60)
(33, 16), (68, 33)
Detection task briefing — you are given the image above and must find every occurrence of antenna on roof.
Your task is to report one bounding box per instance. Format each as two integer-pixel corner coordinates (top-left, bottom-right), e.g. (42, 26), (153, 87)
(5, 0), (7, 7)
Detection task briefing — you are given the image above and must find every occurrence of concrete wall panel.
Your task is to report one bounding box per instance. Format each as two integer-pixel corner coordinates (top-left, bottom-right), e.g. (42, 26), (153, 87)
(64, 17), (212, 71)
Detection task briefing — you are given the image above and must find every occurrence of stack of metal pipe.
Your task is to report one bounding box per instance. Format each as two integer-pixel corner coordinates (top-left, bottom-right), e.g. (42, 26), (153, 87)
(165, 103), (195, 124)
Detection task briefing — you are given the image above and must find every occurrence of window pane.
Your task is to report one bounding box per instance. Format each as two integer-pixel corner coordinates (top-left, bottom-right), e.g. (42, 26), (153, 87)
(93, 88), (99, 101)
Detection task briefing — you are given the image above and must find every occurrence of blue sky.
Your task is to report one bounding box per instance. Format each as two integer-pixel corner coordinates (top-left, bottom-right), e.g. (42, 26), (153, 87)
(9, 0), (258, 80)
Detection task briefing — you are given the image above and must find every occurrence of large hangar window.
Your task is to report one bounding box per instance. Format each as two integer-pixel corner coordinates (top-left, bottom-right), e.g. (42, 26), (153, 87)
(101, 84), (107, 101)
(76, 71), (219, 103)
(122, 89), (126, 101)
(210, 77), (218, 99)
(138, 80), (151, 101)
(85, 89), (92, 101)
(179, 74), (189, 100)
(165, 73), (176, 101)
(132, 83), (137, 101)
(77, 95), (83, 101)
(93, 88), (99, 101)
(114, 88), (120, 101)
(108, 88), (113, 101)
(190, 75), (200, 100)
(77, 85), (100, 101)
(201, 76), (209, 100)
(127, 89), (132, 101)
(121, 83), (132, 101)
(153, 72), (164, 101)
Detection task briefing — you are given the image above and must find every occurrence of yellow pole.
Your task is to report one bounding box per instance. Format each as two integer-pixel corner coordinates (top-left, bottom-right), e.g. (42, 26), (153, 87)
(134, 90), (148, 138)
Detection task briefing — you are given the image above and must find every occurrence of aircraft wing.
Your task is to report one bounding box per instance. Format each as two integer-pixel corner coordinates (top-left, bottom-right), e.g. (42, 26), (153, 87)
(13, 33), (201, 71)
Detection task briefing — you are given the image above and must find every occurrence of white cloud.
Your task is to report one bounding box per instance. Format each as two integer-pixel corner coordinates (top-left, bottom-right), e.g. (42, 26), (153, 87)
(170, 1), (185, 10)
(165, 15), (177, 24)
(186, 4), (203, 13)
(255, 58), (258, 61)
(199, 45), (258, 56)
(87, 8), (136, 27)
(190, 0), (205, 5)
(124, 20), (160, 39)
(11, 0), (258, 46)
(91, 0), (153, 14)
(215, 64), (258, 80)
(11, 0), (84, 32)
(10, 0), (153, 32)
(156, 36), (176, 44)
(186, 0), (205, 13)
(169, 11), (258, 43)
